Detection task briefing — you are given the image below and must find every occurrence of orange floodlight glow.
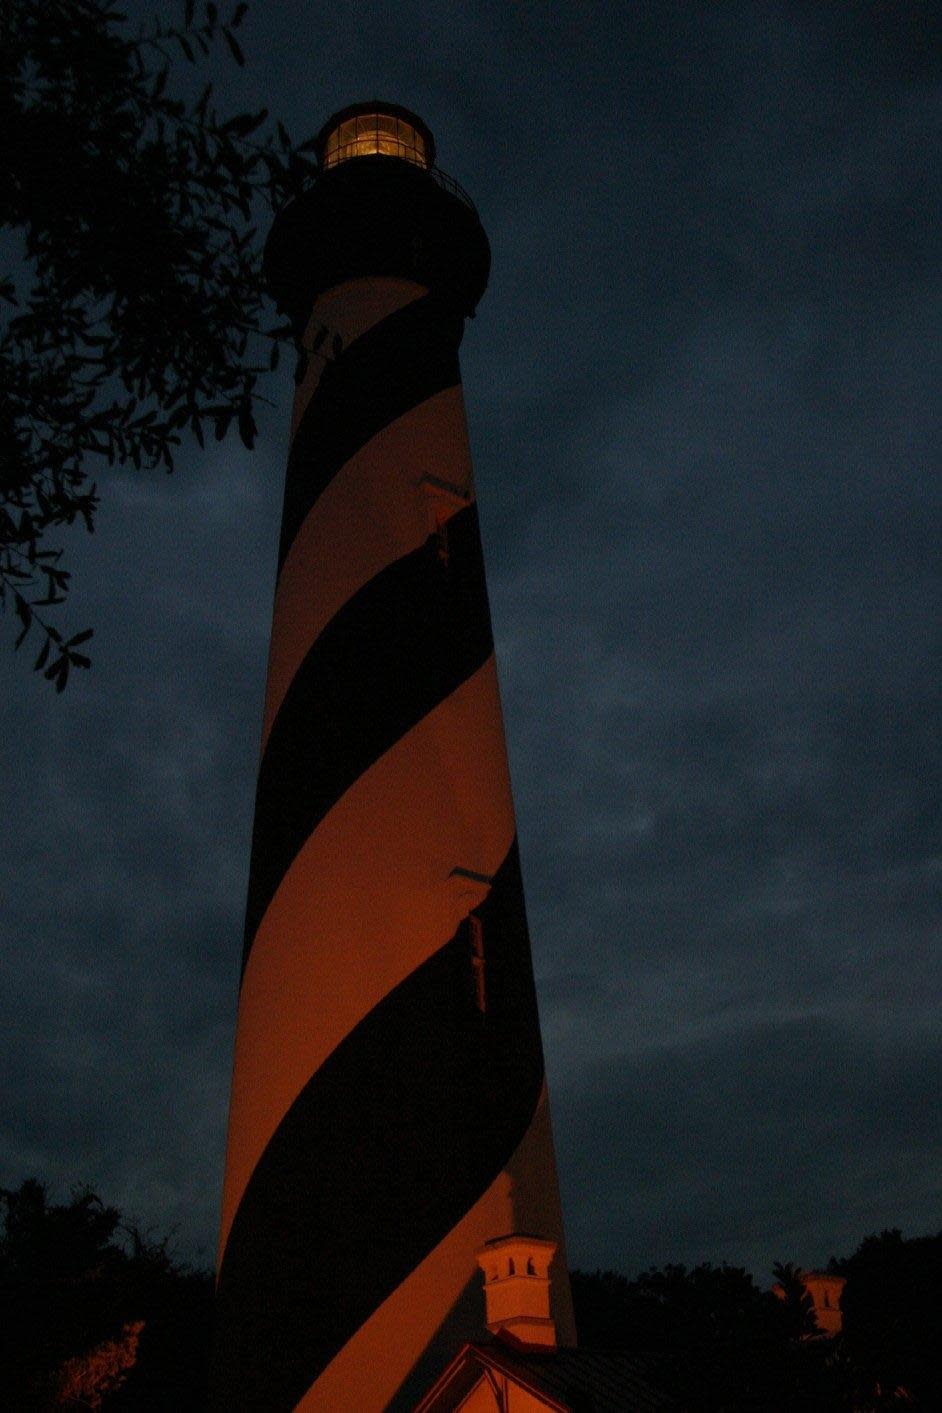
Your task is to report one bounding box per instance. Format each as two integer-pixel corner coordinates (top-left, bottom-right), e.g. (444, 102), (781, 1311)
(213, 108), (573, 1411)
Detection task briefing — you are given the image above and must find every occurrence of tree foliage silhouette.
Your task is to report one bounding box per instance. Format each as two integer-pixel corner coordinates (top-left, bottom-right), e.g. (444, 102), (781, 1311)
(571, 1260), (869, 1409)
(572, 1262), (798, 1406)
(771, 1260), (820, 1341)
(0, 1178), (213, 1408)
(2, 0), (317, 687)
(832, 1228), (942, 1409)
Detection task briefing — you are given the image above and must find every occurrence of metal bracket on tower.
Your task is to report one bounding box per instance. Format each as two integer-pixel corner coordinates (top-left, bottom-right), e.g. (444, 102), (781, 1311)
(419, 473), (471, 504)
(447, 866), (494, 920)
(449, 866), (494, 886)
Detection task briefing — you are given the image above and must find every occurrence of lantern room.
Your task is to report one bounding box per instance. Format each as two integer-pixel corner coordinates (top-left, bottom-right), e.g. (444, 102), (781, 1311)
(316, 102), (435, 170)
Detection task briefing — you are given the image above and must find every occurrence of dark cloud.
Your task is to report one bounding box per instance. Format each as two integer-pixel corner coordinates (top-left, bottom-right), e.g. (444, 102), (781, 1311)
(554, 1015), (942, 1277)
(2, 0), (939, 1281)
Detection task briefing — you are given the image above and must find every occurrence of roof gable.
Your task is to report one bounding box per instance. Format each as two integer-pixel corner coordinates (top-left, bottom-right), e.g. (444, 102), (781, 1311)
(415, 1337), (677, 1412)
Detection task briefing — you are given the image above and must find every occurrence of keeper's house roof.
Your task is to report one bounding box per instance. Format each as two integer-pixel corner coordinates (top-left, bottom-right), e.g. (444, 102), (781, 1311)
(415, 1333), (679, 1412)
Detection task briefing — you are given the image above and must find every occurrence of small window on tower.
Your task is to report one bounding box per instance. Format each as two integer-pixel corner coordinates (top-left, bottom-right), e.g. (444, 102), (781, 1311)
(419, 475), (469, 566)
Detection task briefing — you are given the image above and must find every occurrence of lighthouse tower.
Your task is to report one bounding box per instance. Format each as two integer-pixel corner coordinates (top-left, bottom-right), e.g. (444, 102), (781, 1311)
(213, 104), (575, 1411)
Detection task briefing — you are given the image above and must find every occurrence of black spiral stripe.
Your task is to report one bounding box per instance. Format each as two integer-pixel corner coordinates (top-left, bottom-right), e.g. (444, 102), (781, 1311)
(215, 271), (560, 1409)
(215, 841), (545, 1412)
(242, 500), (492, 977)
(278, 291), (463, 571)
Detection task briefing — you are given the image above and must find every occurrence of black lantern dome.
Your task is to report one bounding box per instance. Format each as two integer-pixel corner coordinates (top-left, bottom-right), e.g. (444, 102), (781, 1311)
(265, 103), (489, 328)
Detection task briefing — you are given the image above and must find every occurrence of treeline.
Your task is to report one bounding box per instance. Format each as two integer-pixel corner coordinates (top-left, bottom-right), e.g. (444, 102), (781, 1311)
(1, 1178), (939, 1408)
(571, 1235), (942, 1409)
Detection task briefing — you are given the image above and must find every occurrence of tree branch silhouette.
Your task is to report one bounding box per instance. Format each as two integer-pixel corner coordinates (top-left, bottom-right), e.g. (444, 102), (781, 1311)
(2, 0), (319, 687)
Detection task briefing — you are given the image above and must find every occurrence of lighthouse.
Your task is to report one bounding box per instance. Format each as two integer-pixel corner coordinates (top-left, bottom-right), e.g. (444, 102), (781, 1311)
(213, 104), (575, 1410)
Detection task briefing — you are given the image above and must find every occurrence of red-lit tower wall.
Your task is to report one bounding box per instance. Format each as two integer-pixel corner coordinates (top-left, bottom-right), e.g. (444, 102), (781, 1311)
(213, 106), (575, 1411)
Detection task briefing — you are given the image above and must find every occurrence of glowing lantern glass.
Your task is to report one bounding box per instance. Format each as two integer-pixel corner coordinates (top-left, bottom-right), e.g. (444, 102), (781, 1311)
(322, 110), (429, 169)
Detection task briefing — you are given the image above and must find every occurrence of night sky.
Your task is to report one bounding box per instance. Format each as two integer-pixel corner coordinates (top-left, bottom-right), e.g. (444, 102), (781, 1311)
(2, 1), (940, 1283)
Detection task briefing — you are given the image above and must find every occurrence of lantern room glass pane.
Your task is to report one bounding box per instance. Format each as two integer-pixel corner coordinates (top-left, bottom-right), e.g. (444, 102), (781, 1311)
(323, 111), (429, 169)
